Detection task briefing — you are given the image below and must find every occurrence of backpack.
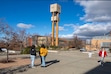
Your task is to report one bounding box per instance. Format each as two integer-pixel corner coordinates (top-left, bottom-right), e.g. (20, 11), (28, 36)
(30, 49), (36, 56)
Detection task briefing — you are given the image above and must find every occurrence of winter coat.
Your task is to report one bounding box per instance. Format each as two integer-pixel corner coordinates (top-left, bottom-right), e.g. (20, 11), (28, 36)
(99, 50), (107, 57)
(40, 47), (48, 56)
(30, 49), (36, 56)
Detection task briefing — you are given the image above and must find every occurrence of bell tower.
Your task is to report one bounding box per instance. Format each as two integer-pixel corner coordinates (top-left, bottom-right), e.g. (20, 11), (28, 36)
(50, 3), (61, 46)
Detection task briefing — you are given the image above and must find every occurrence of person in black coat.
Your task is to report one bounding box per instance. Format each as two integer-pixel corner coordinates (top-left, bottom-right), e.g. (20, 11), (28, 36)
(30, 45), (36, 68)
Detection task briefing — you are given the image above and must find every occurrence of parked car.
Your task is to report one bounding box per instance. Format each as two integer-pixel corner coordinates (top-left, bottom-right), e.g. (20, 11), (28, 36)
(80, 48), (86, 52)
(1, 48), (15, 53)
(0, 48), (3, 52)
(1, 48), (7, 52)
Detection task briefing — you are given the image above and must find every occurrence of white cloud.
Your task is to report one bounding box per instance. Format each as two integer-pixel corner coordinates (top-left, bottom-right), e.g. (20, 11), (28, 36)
(76, 0), (111, 22)
(64, 24), (80, 30)
(63, 0), (111, 39)
(64, 24), (74, 27)
(56, 1), (111, 39)
(59, 23), (111, 39)
(59, 34), (73, 38)
(17, 23), (34, 29)
(73, 23), (111, 38)
(59, 26), (64, 31)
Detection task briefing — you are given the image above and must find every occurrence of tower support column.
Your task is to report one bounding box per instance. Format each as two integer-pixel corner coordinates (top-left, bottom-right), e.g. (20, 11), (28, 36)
(52, 12), (54, 46)
(55, 13), (59, 46)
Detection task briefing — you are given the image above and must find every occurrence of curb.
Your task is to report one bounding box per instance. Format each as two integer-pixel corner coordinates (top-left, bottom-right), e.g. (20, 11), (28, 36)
(0, 64), (30, 74)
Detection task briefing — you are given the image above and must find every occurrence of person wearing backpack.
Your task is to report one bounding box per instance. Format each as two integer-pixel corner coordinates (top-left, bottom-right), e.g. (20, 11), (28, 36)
(40, 44), (48, 67)
(30, 45), (36, 68)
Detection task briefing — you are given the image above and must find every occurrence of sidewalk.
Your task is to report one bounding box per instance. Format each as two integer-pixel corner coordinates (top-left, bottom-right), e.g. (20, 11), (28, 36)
(15, 50), (111, 74)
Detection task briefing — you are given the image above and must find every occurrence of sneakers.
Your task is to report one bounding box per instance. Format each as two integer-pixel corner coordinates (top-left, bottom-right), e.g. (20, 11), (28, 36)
(98, 60), (104, 66)
(98, 60), (100, 62)
(101, 62), (104, 66)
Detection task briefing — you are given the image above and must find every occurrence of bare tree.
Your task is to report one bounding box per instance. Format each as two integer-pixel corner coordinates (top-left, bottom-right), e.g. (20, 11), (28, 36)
(0, 19), (27, 62)
(16, 29), (27, 50)
(0, 20), (13, 62)
(72, 34), (83, 49)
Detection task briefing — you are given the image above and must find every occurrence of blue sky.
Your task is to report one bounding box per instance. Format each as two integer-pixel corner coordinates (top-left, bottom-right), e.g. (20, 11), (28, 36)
(0, 0), (111, 39)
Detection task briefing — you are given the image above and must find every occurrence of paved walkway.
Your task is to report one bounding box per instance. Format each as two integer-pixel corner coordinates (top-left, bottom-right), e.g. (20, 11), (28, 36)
(15, 50), (111, 74)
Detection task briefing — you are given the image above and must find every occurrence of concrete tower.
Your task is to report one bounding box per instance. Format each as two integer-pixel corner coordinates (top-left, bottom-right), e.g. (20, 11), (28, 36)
(50, 3), (61, 46)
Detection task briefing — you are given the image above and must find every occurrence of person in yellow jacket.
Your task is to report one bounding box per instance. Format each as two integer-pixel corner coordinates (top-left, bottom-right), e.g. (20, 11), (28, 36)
(40, 44), (48, 67)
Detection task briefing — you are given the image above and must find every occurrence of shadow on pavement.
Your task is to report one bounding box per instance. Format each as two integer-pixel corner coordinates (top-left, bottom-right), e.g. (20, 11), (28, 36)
(45, 59), (60, 67)
(84, 62), (111, 74)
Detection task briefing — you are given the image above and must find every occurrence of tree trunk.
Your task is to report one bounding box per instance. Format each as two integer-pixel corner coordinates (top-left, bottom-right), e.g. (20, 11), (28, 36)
(6, 44), (9, 63)
(6, 48), (9, 62)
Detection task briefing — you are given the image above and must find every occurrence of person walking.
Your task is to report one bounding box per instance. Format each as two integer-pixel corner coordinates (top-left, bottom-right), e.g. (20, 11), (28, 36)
(30, 45), (36, 68)
(98, 47), (107, 66)
(40, 44), (48, 67)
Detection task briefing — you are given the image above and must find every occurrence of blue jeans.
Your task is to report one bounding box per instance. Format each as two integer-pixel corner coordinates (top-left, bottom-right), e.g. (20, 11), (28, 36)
(41, 56), (46, 66)
(100, 57), (104, 64)
(30, 55), (35, 67)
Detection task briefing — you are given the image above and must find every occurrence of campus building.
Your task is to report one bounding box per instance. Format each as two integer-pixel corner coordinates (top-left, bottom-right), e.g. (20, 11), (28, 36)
(25, 35), (70, 48)
(86, 31), (111, 51)
(26, 35), (52, 47)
